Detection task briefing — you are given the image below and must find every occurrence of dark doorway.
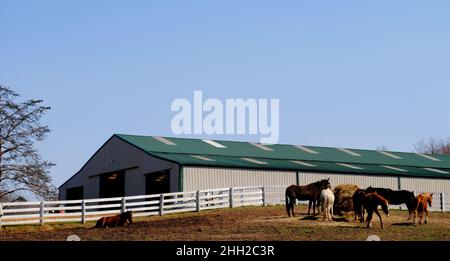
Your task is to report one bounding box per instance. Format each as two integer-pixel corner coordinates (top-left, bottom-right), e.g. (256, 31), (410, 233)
(145, 169), (170, 195)
(66, 186), (84, 200)
(99, 171), (125, 198)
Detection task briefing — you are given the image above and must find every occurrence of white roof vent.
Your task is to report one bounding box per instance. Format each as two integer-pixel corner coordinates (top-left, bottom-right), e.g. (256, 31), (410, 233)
(290, 160), (317, 167)
(241, 158), (268, 165)
(202, 139), (226, 148)
(377, 151), (402, 159)
(416, 153), (441, 162)
(250, 143), (273, 151)
(337, 148), (361, 157)
(294, 145), (319, 154)
(336, 163), (364, 170)
(153, 136), (176, 145)
(190, 155), (215, 161)
(381, 165), (407, 172)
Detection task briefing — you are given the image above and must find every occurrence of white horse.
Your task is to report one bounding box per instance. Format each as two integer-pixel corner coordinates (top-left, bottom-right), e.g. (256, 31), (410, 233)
(320, 188), (335, 221)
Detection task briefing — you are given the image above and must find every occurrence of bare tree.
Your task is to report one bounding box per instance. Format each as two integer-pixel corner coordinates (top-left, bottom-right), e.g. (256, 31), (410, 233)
(0, 85), (56, 201)
(413, 137), (450, 155)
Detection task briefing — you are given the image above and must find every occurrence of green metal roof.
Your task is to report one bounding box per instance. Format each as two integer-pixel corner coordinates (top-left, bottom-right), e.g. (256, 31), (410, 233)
(115, 134), (450, 179)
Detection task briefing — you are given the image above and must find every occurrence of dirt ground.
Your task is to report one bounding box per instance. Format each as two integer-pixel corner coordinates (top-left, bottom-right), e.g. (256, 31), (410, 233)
(1, 205), (449, 241)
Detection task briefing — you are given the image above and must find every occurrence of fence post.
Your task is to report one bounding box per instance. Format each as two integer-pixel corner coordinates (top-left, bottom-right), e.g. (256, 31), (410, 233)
(121, 197), (126, 213)
(229, 187), (234, 208)
(159, 194), (164, 216)
(196, 190), (201, 212)
(40, 201), (45, 225)
(441, 193), (445, 212)
(81, 200), (86, 224)
(262, 186), (266, 207)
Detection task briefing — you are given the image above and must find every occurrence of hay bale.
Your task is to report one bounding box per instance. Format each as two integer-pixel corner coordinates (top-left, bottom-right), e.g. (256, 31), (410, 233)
(333, 184), (360, 215)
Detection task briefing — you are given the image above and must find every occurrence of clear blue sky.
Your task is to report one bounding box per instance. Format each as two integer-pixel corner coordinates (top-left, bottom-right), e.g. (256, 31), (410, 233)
(1, 1), (450, 187)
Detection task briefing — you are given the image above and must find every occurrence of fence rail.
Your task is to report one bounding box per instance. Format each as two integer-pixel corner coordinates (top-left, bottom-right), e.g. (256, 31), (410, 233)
(0, 186), (447, 227)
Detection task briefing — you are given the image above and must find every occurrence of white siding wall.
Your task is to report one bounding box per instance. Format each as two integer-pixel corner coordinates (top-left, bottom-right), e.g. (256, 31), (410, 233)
(299, 172), (399, 190)
(183, 167), (296, 191)
(399, 177), (450, 194)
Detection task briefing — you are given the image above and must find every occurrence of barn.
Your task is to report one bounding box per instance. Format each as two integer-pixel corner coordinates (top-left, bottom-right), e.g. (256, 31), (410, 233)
(59, 134), (450, 202)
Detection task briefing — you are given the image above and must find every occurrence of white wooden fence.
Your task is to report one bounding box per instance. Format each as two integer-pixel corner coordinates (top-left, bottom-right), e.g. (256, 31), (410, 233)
(0, 186), (270, 227)
(0, 186), (447, 227)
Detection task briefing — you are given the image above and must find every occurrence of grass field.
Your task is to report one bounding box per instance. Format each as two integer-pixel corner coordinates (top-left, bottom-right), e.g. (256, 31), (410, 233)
(1, 205), (449, 241)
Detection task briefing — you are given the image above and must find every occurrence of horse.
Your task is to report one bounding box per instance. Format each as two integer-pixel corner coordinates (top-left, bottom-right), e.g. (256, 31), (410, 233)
(366, 186), (415, 210)
(352, 189), (367, 223)
(320, 188), (335, 221)
(409, 193), (433, 225)
(95, 210), (133, 228)
(285, 178), (331, 217)
(362, 192), (389, 229)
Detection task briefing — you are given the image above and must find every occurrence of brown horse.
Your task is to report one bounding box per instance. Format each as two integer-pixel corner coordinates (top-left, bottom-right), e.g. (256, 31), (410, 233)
(352, 189), (367, 223)
(285, 178), (331, 217)
(362, 192), (389, 229)
(95, 210), (133, 228)
(408, 193), (433, 225)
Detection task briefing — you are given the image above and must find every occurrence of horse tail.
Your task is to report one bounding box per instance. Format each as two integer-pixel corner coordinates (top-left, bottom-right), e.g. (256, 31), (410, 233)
(285, 191), (290, 216)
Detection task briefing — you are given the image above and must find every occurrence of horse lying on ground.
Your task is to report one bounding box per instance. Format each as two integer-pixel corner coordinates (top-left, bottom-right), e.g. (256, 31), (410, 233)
(362, 192), (389, 229)
(320, 188), (335, 221)
(408, 193), (433, 225)
(285, 178), (331, 217)
(95, 210), (133, 228)
(352, 189), (367, 223)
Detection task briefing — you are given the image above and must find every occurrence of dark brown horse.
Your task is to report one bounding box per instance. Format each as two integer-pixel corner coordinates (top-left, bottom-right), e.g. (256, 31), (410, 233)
(362, 192), (389, 229)
(366, 186), (415, 206)
(352, 189), (367, 223)
(285, 178), (331, 217)
(95, 210), (133, 228)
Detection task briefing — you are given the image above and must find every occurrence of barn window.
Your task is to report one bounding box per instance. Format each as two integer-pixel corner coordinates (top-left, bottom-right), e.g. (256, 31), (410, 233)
(290, 160), (316, 167)
(336, 148), (361, 157)
(294, 145), (319, 154)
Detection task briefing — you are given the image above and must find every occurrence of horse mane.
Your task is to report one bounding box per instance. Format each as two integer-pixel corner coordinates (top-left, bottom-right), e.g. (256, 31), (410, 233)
(371, 193), (389, 205)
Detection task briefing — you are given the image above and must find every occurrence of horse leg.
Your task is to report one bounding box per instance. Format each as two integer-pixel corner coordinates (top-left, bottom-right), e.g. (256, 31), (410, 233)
(374, 209), (383, 229)
(291, 202), (296, 217)
(424, 207), (428, 224)
(366, 210), (373, 228)
(308, 200), (312, 216)
(330, 205), (334, 220)
(316, 199), (320, 215)
(313, 200), (316, 215)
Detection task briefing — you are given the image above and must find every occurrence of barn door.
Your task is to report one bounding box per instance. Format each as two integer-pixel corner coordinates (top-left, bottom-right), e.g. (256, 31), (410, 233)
(99, 171), (125, 198)
(145, 169), (170, 195)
